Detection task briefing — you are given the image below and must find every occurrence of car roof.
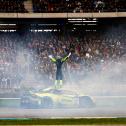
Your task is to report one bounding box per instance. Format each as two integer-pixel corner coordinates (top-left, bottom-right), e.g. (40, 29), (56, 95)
(38, 88), (78, 95)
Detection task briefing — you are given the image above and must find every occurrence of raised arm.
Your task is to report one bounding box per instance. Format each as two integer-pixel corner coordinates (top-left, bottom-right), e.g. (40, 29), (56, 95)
(49, 55), (56, 63)
(61, 52), (71, 62)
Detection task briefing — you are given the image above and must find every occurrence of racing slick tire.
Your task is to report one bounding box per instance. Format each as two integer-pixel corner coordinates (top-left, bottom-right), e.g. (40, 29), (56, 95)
(41, 97), (53, 108)
(79, 96), (95, 108)
(21, 97), (31, 108)
(21, 97), (40, 109)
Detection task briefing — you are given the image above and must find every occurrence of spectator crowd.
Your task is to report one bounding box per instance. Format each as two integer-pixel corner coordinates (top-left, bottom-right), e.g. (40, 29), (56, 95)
(0, 25), (125, 90)
(32, 0), (126, 13)
(0, 0), (125, 13)
(0, 0), (27, 12)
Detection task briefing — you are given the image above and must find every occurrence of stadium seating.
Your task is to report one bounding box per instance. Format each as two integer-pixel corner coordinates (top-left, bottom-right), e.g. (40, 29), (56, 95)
(32, 0), (126, 13)
(0, 0), (125, 13)
(0, 0), (28, 12)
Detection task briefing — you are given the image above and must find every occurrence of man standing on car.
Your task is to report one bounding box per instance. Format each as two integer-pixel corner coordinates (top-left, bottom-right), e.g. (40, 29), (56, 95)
(49, 52), (71, 89)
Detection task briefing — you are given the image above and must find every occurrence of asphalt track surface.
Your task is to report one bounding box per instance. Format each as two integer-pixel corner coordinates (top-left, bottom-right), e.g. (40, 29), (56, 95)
(0, 107), (126, 118)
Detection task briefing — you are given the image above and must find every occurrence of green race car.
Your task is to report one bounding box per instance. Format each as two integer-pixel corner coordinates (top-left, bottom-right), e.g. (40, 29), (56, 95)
(21, 87), (95, 108)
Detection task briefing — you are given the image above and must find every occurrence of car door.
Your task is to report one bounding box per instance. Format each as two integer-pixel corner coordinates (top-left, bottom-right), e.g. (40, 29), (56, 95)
(53, 90), (79, 107)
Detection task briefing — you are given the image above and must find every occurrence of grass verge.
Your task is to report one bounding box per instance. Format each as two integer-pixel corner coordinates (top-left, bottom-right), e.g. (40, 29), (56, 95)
(0, 118), (126, 125)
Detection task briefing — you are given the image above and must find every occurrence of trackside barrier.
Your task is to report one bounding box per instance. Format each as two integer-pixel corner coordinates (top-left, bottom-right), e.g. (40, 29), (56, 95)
(0, 12), (125, 18)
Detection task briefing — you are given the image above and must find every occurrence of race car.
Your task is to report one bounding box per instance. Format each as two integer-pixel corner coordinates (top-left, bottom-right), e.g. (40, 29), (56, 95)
(21, 87), (95, 108)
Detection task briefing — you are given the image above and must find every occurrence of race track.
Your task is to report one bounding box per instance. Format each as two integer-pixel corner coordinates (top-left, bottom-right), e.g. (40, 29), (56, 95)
(0, 107), (126, 118)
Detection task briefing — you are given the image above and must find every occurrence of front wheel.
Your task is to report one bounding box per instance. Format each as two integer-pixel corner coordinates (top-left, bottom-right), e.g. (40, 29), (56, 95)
(41, 97), (53, 108)
(20, 97), (31, 108)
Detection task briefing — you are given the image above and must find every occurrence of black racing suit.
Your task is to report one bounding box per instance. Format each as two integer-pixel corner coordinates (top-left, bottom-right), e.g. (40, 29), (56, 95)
(55, 59), (64, 80)
(50, 55), (69, 81)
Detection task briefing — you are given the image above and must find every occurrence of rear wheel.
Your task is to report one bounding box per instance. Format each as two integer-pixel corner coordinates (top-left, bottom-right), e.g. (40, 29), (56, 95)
(79, 96), (95, 108)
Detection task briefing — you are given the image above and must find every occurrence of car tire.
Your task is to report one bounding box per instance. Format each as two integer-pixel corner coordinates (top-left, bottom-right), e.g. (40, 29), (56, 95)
(21, 97), (40, 109)
(79, 96), (95, 108)
(21, 97), (31, 108)
(41, 97), (53, 108)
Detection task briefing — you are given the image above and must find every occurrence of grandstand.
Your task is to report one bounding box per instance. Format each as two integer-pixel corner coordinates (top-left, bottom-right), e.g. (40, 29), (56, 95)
(0, 0), (125, 120)
(0, 0), (125, 13)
